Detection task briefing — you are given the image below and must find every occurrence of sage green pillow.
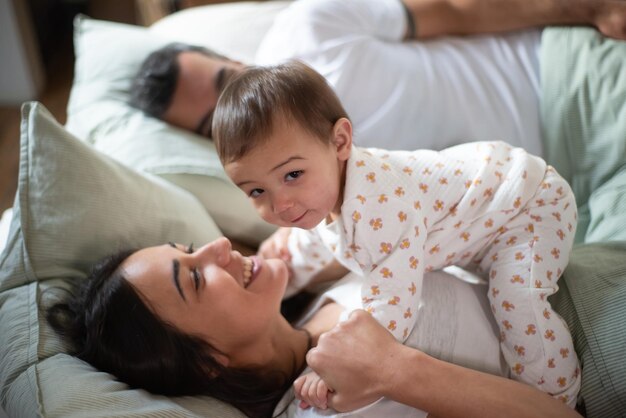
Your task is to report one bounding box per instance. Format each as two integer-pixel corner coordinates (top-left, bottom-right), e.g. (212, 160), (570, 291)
(540, 27), (626, 242)
(585, 165), (626, 243)
(0, 102), (244, 417)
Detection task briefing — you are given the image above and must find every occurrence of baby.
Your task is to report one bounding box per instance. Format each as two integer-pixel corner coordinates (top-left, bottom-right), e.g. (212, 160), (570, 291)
(212, 61), (580, 410)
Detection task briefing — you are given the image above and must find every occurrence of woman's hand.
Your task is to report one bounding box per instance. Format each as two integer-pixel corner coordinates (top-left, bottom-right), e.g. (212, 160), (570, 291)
(305, 310), (399, 412)
(307, 311), (582, 418)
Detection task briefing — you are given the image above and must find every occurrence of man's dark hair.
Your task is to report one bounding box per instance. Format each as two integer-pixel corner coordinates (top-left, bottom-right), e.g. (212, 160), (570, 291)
(129, 43), (228, 118)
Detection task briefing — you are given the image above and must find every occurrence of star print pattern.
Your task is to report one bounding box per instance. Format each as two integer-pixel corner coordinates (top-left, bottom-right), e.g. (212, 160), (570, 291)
(286, 142), (580, 403)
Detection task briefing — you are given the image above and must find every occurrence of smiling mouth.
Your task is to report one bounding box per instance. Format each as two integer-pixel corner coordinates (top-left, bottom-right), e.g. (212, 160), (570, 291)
(291, 211), (308, 224)
(242, 256), (261, 288)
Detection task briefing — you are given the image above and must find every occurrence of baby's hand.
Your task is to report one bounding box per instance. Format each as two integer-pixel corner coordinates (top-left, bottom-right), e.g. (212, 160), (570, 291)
(293, 371), (331, 410)
(258, 227), (292, 263)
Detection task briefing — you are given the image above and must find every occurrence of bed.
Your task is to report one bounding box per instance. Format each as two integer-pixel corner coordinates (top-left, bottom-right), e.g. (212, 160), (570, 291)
(0, 2), (625, 417)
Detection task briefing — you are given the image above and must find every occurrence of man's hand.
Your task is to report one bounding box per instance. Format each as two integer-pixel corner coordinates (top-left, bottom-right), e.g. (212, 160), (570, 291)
(306, 310), (401, 412)
(403, 0), (626, 40)
(594, 1), (626, 40)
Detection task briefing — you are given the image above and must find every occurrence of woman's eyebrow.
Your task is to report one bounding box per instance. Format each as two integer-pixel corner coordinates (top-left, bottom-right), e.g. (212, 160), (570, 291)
(172, 259), (186, 301)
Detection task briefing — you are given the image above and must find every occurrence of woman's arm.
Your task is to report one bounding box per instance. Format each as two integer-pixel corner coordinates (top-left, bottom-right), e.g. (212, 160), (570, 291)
(307, 310), (581, 418)
(405, 0), (626, 39)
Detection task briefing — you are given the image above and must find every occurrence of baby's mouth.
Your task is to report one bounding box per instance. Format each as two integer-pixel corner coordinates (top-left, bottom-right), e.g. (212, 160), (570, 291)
(291, 211), (308, 224)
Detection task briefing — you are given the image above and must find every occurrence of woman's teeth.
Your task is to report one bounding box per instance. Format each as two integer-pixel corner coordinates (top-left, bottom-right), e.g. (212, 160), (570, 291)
(243, 257), (253, 287)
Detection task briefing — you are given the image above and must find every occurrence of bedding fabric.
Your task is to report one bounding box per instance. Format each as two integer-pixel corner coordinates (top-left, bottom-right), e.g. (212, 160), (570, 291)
(550, 242), (626, 417)
(0, 209), (11, 254)
(540, 26), (626, 243)
(0, 102), (243, 417)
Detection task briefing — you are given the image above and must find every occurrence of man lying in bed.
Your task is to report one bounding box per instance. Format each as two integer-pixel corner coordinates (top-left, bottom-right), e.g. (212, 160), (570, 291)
(131, 0), (626, 244)
(130, 0), (625, 157)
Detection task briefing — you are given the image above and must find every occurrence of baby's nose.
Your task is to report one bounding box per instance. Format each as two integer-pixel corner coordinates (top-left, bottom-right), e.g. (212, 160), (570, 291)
(272, 195), (293, 213)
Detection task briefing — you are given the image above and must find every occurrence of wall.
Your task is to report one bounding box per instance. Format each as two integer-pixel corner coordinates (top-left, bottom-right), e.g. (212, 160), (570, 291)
(0, 0), (45, 104)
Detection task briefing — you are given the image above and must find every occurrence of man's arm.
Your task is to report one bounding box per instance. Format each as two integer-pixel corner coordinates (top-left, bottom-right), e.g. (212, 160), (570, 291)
(307, 310), (582, 418)
(405, 0), (626, 39)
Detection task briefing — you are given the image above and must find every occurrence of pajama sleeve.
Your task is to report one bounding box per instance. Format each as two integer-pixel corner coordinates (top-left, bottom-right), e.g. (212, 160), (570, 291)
(343, 195), (426, 342)
(285, 227), (336, 298)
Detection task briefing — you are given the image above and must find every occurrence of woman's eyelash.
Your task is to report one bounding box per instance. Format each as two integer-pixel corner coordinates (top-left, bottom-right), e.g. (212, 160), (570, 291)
(186, 243), (200, 290)
(192, 268), (201, 290)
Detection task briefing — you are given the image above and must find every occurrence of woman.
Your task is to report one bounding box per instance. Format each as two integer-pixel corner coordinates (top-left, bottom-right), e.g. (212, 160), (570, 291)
(48, 237), (579, 418)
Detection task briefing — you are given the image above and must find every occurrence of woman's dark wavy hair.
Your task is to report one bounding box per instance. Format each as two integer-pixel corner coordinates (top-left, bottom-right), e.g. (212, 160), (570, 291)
(129, 42), (228, 118)
(47, 249), (292, 417)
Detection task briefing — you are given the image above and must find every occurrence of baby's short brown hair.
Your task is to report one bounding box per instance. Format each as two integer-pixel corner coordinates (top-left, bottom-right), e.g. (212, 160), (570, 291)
(212, 60), (349, 164)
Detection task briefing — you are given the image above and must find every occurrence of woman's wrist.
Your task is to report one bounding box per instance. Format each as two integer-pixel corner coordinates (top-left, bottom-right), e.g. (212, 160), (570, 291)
(379, 343), (429, 403)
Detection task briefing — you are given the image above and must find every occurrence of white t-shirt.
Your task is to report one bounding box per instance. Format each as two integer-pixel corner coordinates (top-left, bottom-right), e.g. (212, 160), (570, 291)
(274, 269), (508, 418)
(256, 0), (543, 156)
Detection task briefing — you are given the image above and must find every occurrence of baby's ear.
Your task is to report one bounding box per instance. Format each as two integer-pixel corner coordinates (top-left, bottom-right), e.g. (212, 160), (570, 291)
(333, 118), (352, 161)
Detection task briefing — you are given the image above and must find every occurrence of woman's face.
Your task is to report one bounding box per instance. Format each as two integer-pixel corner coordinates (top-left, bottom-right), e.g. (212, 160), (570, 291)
(121, 237), (289, 366)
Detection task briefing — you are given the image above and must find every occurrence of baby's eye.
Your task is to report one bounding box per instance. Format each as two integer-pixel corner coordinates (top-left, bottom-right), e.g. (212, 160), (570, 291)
(249, 188), (264, 198)
(285, 170), (303, 181)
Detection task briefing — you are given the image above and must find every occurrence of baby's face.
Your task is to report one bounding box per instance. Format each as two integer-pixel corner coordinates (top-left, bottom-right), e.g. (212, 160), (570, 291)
(224, 121), (350, 229)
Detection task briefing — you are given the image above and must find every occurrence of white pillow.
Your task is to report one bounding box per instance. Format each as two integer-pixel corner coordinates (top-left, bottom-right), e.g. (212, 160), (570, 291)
(0, 209), (11, 254)
(64, 2), (291, 246)
(0, 102), (241, 417)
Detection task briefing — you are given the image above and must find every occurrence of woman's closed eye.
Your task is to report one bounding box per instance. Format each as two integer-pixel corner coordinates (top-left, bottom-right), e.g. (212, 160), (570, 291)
(191, 268), (201, 291)
(186, 243), (202, 291)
